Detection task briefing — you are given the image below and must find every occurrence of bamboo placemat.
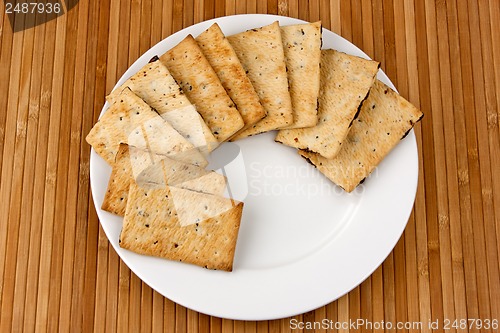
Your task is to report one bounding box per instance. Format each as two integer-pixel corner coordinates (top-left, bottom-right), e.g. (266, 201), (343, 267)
(0, 0), (498, 332)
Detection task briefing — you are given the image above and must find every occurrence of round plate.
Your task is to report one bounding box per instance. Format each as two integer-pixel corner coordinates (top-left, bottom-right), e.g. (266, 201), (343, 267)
(90, 14), (419, 320)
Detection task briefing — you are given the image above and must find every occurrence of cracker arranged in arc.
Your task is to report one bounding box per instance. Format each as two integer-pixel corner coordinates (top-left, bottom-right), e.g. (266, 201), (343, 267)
(276, 50), (380, 159)
(160, 35), (244, 142)
(102, 144), (226, 216)
(120, 182), (243, 271)
(228, 22), (294, 140)
(86, 88), (207, 167)
(299, 80), (424, 192)
(195, 23), (266, 137)
(280, 21), (322, 129)
(106, 59), (219, 154)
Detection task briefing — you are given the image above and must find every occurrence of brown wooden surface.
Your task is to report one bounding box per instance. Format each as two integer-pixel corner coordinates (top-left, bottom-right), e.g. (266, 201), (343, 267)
(0, 0), (499, 332)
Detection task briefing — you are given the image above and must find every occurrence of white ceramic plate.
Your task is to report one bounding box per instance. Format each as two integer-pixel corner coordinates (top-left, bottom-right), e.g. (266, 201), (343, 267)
(90, 14), (419, 320)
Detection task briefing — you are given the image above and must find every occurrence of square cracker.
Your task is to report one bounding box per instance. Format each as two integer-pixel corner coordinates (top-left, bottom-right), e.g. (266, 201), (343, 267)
(86, 88), (207, 167)
(102, 144), (226, 216)
(195, 23), (266, 137)
(280, 21), (322, 129)
(299, 79), (424, 192)
(120, 182), (243, 271)
(160, 35), (244, 142)
(106, 59), (219, 154)
(228, 22), (294, 140)
(276, 50), (380, 159)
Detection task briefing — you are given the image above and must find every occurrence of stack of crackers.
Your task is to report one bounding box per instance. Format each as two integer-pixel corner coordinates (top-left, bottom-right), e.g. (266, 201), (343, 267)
(86, 20), (423, 271)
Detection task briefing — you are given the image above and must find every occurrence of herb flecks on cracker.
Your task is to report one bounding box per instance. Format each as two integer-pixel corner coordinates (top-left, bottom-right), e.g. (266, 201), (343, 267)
(299, 80), (423, 192)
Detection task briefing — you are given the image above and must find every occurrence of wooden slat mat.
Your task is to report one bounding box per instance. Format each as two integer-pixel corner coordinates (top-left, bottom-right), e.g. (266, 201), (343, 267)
(0, 0), (498, 331)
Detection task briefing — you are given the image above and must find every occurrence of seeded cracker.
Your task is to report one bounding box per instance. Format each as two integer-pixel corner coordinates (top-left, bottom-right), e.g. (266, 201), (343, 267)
(228, 22), (294, 139)
(106, 59), (218, 154)
(195, 23), (266, 137)
(276, 50), (380, 159)
(299, 80), (424, 192)
(160, 35), (244, 142)
(120, 183), (243, 271)
(280, 21), (322, 129)
(102, 144), (226, 216)
(86, 88), (207, 167)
